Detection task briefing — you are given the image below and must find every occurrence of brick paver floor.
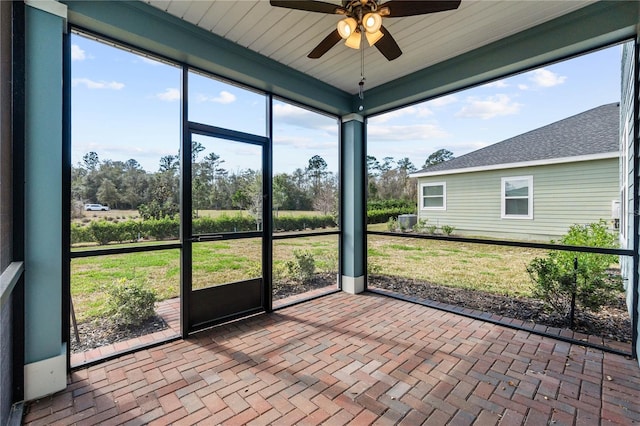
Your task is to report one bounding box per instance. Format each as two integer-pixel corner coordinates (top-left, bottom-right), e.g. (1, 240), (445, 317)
(24, 292), (640, 425)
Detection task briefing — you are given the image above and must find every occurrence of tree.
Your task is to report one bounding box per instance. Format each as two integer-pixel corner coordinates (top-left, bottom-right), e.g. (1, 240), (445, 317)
(191, 141), (205, 162)
(97, 178), (119, 207)
(306, 155), (328, 197)
(159, 155), (179, 173)
(423, 149), (454, 168)
(83, 151), (100, 171)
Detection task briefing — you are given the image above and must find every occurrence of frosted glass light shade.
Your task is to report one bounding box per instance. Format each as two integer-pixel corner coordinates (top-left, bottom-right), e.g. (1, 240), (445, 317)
(337, 17), (357, 39)
(363, 12), (382, 33)
(366, 30), (383, 46)
(345, 31), (361, 49)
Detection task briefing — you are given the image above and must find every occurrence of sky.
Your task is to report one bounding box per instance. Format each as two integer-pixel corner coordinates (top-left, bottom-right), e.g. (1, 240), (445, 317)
(71, 33), (624, 175)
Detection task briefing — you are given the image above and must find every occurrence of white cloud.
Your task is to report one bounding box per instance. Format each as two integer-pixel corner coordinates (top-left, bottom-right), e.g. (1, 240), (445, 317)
(71, 44), (86, 61)
(156, 88), (180, 102)
(72, 78), (125, 90)
(198, 90), (236, 104)
(367, 124), (449, 142)
(142, 57), (162, 66)
(518, 84), (529, 91)
(456, 94), (521, 120)
(273, 103), (338, 133)
(274, 136), (337, 151)
(482, 80), (508, 88)
(428, 95), (458, 107)
(528, 68), (567, 88)
(369, 105), (433, 124)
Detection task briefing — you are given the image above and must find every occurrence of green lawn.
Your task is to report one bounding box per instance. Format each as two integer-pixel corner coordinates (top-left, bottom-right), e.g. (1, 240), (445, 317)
(71, 234), (339, 322)
(71, 232), (545, 323)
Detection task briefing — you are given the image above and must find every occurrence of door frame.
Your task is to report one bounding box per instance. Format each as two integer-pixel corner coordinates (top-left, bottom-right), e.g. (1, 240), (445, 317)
(180, 121), (272, 336)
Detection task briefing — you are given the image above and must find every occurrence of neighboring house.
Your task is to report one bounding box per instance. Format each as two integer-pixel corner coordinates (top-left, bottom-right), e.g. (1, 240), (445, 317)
(410, 103), (620, 241)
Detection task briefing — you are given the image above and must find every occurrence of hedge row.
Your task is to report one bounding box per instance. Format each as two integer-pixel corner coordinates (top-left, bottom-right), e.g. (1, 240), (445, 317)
(72, 208), (410, 245)
(72, 214), (337, 245)
(367, 199), (415, 211)
(367, 207), (416, 224)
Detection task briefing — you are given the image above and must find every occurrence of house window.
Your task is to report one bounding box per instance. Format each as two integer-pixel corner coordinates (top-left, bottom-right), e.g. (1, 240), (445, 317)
(501, 176), (533, 219)
(420, 182), (446, 210)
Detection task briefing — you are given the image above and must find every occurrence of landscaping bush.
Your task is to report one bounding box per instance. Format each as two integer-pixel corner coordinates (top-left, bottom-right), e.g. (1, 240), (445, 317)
(88, 220), (123, 245)
(367, 207), (415, 224)
(70, 213), (338, 245)
(273, 215), (335, 232)
(527, 220), (622, 324)
(367, 199), (415, 211)
(71, 223), (94, 244)
(441, 225), (456, 236)
(106, 278), (157, 327)
(141, 217), (180, 240)
(285, 250), (316, 283)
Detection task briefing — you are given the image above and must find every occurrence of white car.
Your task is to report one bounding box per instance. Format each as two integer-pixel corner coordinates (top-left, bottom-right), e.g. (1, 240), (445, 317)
(85, 203), (110, 211)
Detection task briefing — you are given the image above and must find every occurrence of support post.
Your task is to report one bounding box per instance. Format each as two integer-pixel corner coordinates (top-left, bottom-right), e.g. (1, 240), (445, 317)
(340, 114), (366, 294)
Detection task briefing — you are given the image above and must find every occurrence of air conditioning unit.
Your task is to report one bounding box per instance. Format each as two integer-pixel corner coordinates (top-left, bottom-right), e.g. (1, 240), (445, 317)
(611, 200), (620, 219)
(612, 200), (621, 230)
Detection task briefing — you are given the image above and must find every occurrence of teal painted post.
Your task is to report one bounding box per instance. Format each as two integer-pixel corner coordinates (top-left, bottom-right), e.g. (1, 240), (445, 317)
(340, 115), (366, 293)
(24, 7), (64, 365)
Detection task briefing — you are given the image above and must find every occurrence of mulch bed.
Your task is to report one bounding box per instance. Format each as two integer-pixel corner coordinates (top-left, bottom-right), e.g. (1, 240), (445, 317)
(368, 274), (632, 344)
(72, 273), (632, 354)
(70, 316), (168, 353)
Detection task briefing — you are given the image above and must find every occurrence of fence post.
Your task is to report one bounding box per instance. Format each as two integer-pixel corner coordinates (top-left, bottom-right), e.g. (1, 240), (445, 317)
(570, 257), (578, 329)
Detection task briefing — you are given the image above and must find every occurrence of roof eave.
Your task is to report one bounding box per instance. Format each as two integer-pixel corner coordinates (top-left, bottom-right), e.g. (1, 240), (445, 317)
(409, 151), (619, 178)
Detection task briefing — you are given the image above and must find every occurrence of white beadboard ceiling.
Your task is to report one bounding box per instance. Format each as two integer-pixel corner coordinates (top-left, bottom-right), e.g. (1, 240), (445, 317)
(145, 0), (595, 95)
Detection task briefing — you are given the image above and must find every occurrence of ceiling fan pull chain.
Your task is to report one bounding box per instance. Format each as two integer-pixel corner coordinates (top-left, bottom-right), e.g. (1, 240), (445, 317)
(359, 35), (365, 101)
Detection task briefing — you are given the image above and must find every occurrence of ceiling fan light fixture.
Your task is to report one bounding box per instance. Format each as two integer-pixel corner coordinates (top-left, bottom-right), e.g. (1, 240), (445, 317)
(365, 29), (384, 46)
(337, 17), (357, 39)
(362, 12), (382, 33)
(344, 31), (361, 49)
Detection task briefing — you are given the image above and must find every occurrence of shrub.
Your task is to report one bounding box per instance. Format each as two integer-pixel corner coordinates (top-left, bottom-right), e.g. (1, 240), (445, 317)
(285, 250), (316, 283)
(71, 224), (94, 244)
(386, 217), (398, 232)
(367, 207), (415, 224)
(141, 217), (180, 240)
(88, 220), (122, 245)
(425, 225), (437, 235)
(527, 220), (622, 324)
(413, 219), (428, 233)
(273, 215), (335, 232)
(367, 199), (415, 211)
(441, 225), (455, 236)
(106, 279), (157, 327)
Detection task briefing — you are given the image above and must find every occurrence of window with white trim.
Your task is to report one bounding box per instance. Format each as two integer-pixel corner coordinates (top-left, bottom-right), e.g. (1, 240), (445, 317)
(420, 182), (446, 210)
(501, 176), (533, 219)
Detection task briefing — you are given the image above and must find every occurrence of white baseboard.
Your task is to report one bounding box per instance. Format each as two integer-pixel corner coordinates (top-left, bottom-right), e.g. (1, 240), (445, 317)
(342, 275), (365, 294)
(24, 344), (67, 401)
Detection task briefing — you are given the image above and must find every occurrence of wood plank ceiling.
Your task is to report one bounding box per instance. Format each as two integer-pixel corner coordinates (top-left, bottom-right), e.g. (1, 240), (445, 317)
(145, 0), (595, 95)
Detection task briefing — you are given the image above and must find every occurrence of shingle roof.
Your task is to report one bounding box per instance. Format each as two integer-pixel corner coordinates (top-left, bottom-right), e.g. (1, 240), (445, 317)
(414, 103), (619, 175)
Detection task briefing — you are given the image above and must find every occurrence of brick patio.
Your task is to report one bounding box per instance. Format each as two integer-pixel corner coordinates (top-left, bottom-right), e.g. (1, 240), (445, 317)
(25, 292), (640, 425)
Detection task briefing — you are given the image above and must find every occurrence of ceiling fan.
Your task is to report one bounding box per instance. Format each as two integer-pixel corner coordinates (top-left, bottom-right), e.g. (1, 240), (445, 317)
(269, 0), (462, 61)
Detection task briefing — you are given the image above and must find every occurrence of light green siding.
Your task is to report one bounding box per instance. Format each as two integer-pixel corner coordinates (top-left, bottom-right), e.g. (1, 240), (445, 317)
(417, 158), (619, 241)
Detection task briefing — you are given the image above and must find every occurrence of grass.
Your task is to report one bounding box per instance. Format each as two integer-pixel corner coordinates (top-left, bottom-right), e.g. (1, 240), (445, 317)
(72, 226), (615, 324)
(367, 235), (548, 297)
(71, 234), (339, 322)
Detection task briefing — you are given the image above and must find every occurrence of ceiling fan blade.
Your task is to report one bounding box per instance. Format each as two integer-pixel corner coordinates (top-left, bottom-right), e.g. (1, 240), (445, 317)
(375, 26), (402, 61)
(308, 29), (342, 58)
(380, 0), (461, 17)
(269, 1), (345, 14)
